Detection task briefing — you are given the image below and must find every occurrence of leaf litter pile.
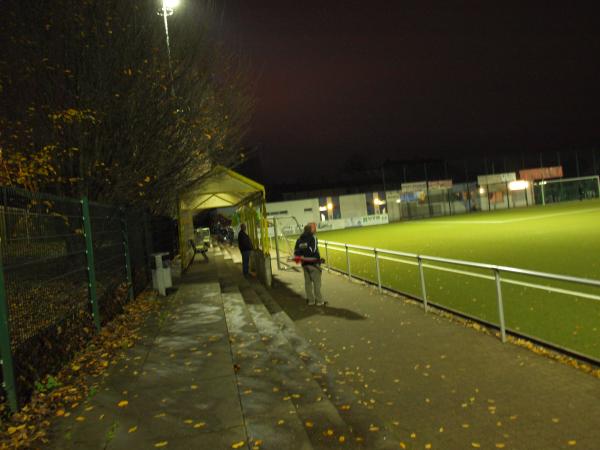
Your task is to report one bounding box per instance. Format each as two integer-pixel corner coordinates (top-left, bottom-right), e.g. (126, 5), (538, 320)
(0, 290), (160, 448)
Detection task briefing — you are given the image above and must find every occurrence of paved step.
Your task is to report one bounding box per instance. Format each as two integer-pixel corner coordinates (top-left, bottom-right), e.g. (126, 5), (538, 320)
(221, 284), (314, 450)
(218, 259), (362, 449)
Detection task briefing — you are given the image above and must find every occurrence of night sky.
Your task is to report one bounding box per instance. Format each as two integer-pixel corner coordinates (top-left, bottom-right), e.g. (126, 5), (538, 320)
(221, 2), (600, 181)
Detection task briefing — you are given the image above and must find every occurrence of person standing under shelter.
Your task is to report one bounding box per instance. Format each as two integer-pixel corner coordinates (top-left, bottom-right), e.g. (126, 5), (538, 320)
(294, 223), (327, 306)
(238, 223), (253, 276)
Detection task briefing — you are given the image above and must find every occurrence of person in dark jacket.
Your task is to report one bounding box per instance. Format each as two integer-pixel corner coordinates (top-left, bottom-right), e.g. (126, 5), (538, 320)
(238, 223), (253, 276)
(294, 223), (326, 306)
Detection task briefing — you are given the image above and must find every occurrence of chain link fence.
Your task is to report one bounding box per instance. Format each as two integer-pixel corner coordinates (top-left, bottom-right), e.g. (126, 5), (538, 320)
(0, 186), (175, 410)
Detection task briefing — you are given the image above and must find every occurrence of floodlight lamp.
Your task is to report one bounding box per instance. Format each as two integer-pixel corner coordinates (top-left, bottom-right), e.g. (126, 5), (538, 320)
(327, 203), (333, 210)
(396, 199), (401, 203)
(478, 187), (485, 195)
(163, 0), (180, 10)
(508, 180), (529, 191)
(374, 198), (386, 206)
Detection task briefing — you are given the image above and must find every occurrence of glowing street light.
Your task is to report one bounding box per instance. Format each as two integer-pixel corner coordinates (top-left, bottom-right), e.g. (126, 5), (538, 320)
(327, 203), (333, 210)
(163, 0), (180, 13)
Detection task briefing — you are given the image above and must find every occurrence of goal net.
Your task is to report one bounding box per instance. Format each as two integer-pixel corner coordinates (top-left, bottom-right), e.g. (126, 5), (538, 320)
(533, 175), (600, 205)
(268, 216), (303, 269)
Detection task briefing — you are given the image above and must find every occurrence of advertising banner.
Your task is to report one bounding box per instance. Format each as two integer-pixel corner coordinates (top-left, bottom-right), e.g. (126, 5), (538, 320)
(519, 166), (563, 181)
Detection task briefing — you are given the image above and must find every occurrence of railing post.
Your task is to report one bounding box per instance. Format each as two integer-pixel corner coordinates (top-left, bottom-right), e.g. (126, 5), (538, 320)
(121, 209), (134, 301)
(0, 239), (18, 412)
(324, 242), (330, 273)
(418, 256), (428, 312)
(273, 218), (281, 270)
(82, 197), (101, 331)
(374, 248), (382, 293)
(345, 244), (351, 280)
(494, 268), (507, 343)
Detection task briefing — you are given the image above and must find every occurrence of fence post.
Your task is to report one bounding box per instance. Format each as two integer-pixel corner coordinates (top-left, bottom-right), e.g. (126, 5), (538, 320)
(541, 181), (546, 205)
(345, 244), (351, 280)
(374, 248), (382, 293)
(494, 268), (507, 343)
(324, 242), (330, 273)
(0, 244), (18, 412)
(81, 197), (101, 331)
(273, 218), (281, 270)
(120, 209), (134, 301)
(417, 256), (428, 312)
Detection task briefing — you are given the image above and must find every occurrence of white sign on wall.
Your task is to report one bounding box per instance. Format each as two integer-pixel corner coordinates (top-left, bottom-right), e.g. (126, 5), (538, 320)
(477, 172), (516, 185)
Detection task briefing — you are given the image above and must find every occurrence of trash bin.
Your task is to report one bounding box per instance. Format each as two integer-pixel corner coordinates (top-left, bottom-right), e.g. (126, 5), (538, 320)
(151, 252), (172, 296)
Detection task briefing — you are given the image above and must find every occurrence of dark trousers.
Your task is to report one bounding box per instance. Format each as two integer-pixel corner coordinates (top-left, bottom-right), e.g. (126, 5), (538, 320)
(242, 250), (251, 275)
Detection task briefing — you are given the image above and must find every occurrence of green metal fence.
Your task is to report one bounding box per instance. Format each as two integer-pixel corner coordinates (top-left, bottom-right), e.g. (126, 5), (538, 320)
(0, 187), (163, 411)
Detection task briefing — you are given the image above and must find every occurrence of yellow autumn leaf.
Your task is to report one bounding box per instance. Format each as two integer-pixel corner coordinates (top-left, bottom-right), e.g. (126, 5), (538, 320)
(305, 421), (314, 428)
(369, 425), (379, 432)
(72, 364), (81, 371)
(410, 432), (417, 439)
(128, 426), (138, 433)
(154, 442), (168, 448)
(425, 444), (432, 449)
(194, 422), (206, 429)
(117, 400), (129, 408)
(232, 442), (245, 449)
(7, 427), (17, 435)
(495, 444), (505, 449)
(399, 443), (407, 449)
(184, 419), (193, 424)
(568, 441), (577, 446)
(75, 416), (85, 422)
(190, 385), (198, 390)
(277, 419), (285, 425)
(472, 443), (481, 448)
(325, 429), (334, 436)
(339, 436), (346, 443)
(56, 409), (65, 417)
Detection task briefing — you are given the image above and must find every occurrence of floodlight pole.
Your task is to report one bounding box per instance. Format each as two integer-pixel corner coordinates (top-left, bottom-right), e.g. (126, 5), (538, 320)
(161, 1), (176, 97)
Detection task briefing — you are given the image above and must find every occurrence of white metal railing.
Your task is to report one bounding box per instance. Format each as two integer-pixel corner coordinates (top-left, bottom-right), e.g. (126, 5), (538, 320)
(274, 235), (600, 362)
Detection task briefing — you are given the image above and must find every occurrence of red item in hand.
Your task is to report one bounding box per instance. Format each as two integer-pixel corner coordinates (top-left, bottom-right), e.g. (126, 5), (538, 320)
(294, 256), (302, 264)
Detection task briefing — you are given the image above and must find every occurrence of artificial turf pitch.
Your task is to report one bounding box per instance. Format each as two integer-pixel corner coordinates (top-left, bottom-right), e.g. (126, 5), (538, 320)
(315, 200), (600, 361)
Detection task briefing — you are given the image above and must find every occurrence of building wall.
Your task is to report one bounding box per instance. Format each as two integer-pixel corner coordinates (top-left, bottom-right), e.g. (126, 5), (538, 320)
(339, 193), (367, 218)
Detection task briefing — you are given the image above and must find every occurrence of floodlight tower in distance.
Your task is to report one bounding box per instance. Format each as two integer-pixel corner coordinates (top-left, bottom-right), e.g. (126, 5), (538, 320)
(160, 0), (180, 95)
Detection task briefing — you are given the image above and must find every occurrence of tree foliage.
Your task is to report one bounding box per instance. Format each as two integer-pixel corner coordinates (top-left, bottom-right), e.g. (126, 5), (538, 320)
(0, 0), (253, 213)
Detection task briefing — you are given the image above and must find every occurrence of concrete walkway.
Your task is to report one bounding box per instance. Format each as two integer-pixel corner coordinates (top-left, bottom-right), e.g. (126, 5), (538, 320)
(46, 250), (361, 449)
(270, 262), (600, 449)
